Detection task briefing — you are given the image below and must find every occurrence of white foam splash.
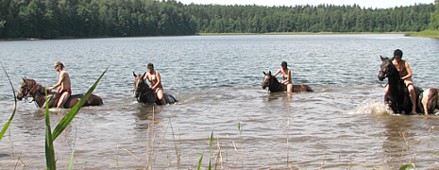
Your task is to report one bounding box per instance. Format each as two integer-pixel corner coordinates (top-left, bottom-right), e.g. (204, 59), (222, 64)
(349, 99), (390, 115)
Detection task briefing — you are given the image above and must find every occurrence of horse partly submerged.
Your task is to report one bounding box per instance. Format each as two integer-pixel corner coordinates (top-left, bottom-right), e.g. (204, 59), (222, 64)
(378, 56), (438, 115)
(262, 71), (313, 93)
(16, 78), (103, 108)
(133, 72), (178, 105)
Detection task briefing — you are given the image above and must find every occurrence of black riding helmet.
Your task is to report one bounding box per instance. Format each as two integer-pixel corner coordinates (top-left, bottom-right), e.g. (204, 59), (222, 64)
(281, 61), (287, 67)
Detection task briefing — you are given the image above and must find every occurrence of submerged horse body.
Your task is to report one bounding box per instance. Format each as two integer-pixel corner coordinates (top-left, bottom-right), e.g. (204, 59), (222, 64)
(262, 71), (313, 93)
(17, 78), (103, 108)
(133, 72), (177, 105)
(378, 56), (438, 115)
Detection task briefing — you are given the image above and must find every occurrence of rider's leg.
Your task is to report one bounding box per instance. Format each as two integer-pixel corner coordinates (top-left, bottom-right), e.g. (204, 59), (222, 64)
(57, 92), (70, 108)
(287, 83), (293, 93)
(407, 83), (417, 113)
(156, 88), (166, 105)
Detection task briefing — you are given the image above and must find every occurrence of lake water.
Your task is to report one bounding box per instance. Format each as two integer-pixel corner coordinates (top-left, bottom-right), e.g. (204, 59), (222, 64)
(1, 34), (439, 169)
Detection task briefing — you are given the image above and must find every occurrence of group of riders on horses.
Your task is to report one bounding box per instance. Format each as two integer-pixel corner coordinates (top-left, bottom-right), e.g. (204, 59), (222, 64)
(46, 61), (166, 108)
(19, 48), (435, 115)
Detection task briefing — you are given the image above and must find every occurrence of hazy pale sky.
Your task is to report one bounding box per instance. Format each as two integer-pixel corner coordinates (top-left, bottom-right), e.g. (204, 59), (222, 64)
(178, 0), (435, 8)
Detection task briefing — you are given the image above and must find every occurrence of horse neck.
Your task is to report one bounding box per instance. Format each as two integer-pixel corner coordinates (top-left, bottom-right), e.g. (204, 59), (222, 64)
(269, 77), (284, 91)
(386, 67), (408, 97)
(30, 84), (47, 108)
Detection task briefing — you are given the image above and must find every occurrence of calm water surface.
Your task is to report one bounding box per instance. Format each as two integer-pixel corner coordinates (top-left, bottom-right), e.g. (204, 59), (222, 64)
(1, 34), (439, 169)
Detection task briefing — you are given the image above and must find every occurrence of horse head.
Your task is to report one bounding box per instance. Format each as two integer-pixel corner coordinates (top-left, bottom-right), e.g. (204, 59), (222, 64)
(262, 71), (275, 89)
(17, 77), (37, 100)
(133, 72), (149, 99)
(378, 56), (398, 81)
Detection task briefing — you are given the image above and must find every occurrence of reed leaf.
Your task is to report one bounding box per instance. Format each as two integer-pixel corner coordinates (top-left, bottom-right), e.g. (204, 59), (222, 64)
(208, 159), (212, 170)
(0, 61), (17, 141)
(52, 67), (108, 140)
(45, 91), (56, 170)
(197, 154), (203, 170)
(237, 121), (242, 134)
(68, 149), (75, 170)
(399, 163), (415, 170)
(209, 131), (214, 147)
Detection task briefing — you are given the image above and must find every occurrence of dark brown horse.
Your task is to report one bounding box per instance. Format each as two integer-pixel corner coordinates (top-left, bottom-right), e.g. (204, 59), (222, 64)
(16, 78), (103, 108)
(378, 56), (439, 115)
(133, 72), (177, 105)
(262, 71), (313, 93)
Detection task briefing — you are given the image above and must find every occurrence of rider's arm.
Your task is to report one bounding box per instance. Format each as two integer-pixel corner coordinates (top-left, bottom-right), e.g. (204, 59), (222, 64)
(151, 71), (162, 90)
(50, 72), (65, 90)
(402, 61), (413, 80)
(273, 69), (282, 77)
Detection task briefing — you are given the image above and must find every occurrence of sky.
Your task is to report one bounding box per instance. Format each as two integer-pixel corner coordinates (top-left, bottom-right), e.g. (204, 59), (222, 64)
(177, 0), (435, 9)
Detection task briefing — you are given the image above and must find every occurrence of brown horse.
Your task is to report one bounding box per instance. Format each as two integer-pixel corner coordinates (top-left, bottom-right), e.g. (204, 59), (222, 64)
(16, 78), (103, 108)
(133, 72), (177, 105)
(262, 71), (313, 93)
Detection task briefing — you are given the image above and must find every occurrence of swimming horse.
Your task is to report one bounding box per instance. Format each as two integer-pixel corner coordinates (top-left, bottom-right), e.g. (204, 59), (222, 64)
(262, 71), (313, 93)
(17, 77), (103, 108)
(133, 72), (178, 105)
(378, 56), (438, 115)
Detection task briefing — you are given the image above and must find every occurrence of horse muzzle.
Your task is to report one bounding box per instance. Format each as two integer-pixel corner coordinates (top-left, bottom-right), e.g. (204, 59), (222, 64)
(377, 72), (386, 81)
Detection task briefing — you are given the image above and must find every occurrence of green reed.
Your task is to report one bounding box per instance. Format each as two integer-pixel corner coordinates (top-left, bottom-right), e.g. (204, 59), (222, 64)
(399, 163), (415, 170)
(44, 67), (108, 169)
(0, 61), (17, 141)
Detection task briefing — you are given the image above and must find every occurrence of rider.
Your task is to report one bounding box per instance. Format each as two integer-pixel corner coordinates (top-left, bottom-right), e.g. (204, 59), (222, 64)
(143, 63), (166, 105)
(273, 61), (293, 92)
(49, 61), (72, 108)
(392, 49), (417, 113)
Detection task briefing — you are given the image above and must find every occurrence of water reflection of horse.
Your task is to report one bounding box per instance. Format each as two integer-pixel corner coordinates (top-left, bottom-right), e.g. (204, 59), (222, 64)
(378, 56), (438, 115)
(133, 72), (178, 105)
(262, 71), (313, 93)
(16, 78), (103, 108)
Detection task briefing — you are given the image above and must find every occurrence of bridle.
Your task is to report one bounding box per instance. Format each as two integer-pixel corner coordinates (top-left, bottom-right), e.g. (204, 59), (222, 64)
(20, 79), (40, 97)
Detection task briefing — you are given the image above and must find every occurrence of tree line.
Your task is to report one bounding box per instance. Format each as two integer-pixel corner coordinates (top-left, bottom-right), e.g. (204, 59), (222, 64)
(429, 0), (439, 30)
(0, 0), (436, 39)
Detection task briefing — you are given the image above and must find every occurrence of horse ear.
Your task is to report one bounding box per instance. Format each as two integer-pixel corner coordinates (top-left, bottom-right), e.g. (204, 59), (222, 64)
(390, 56), (395, 61)
(22, 77), (25, 81)
(133, 72), (137, 77)
(263, 71), (266, 75)
(269, 71), (272, 75)
(380, 55), (386, 61)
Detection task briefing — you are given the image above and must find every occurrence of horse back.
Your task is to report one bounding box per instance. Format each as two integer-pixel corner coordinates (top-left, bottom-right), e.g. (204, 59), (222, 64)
(64, 93), (103, 108)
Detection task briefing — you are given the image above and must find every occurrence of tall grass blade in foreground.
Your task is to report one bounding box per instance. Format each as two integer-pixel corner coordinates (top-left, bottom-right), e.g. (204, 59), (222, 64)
(68, 149), (75, 170)
(197, 154), (203, 170)
(399, 163), (415, 170)
(0, 61), (18, 141)
(51, 67), (108, 140)
(45, 91), (56, 170)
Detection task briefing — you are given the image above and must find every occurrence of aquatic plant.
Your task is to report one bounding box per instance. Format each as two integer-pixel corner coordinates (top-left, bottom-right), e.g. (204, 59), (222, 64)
(0, 61), (17, 141)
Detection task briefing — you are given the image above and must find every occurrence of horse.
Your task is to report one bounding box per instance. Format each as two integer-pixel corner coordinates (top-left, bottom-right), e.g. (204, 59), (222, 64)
(16, 77), (103, 108)
(262, 71), (313, 93)
(133, 72), (178, 105)
(378, 56), (438, 115)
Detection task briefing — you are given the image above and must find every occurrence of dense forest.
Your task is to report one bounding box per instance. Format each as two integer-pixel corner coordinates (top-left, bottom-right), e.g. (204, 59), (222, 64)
(430, 0), (439, 29)
(0, 0), (437, 39)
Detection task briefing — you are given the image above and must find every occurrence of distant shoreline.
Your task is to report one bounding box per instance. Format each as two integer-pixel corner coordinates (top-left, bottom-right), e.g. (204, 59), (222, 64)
(406, 30), (439, 38)
(199, 32), (411, 36)
(2, 31), (438, 41)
